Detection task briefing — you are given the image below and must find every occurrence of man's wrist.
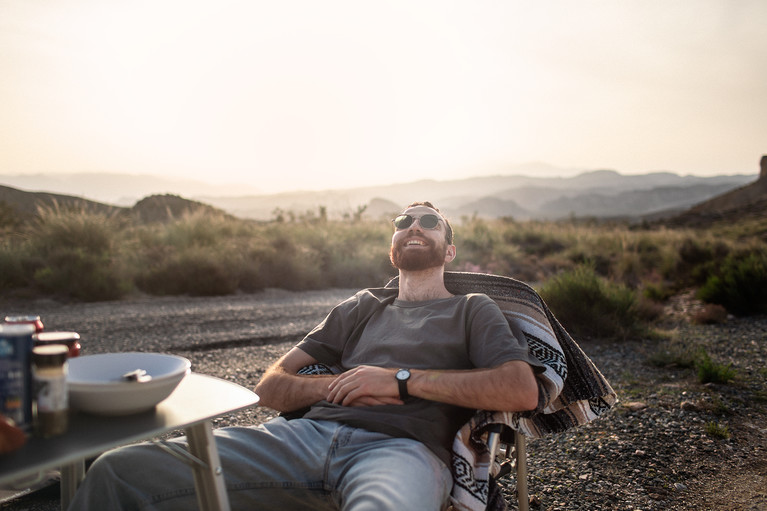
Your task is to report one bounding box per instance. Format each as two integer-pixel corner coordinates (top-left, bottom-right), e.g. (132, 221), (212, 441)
(395, 368), (411, 399)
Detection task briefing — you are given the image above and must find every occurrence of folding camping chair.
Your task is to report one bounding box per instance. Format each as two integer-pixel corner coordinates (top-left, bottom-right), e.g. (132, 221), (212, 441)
(294, 271), (616, 511)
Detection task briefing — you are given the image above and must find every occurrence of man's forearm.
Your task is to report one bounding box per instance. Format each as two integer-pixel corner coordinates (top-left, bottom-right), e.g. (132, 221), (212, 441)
(409, 360), (538, 412)
(255, 369), (335, 412)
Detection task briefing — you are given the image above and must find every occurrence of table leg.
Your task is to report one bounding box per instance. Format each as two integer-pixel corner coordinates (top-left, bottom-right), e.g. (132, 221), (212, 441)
(60, 460), (85, 511)
(184, 420), (230, 511)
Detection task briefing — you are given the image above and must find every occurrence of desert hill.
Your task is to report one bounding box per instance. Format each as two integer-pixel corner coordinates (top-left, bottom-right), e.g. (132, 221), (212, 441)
(664, 156), (767, 228)
(0, 186), (230, 227)
(0, 164), (760, 223)
(0, 185), (123, 225)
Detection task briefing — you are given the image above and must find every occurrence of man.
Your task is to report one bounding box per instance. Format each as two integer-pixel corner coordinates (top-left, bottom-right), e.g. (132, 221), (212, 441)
(69, 201), (542, 511)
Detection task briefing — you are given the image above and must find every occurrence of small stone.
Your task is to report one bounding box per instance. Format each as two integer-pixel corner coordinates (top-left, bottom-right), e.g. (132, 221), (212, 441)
(680, 400), (700, 411)
(674, 482), (688, 491)
(624, 402), (647, 411)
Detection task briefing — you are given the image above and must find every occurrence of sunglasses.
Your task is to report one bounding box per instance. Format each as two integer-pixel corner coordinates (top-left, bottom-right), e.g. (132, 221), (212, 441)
(392, 213), (442, 230)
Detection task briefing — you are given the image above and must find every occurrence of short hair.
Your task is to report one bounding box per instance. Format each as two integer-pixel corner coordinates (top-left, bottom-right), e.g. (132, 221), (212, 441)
(404, 201), (453, 245)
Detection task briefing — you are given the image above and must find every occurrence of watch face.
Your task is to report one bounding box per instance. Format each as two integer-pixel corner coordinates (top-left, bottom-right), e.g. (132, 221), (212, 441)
(396, 369), (410, 380)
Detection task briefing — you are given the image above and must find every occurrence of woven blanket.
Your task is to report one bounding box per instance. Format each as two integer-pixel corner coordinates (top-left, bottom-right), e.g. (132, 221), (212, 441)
(386, 272), (617, 511)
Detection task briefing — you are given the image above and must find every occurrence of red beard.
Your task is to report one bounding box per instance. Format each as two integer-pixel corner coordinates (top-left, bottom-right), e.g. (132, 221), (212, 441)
(390, 236), (446, 271)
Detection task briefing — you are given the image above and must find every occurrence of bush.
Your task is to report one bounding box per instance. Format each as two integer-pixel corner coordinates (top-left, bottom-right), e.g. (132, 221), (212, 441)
(697, 250), (767, 315)
(33, 247), (131, 301)
(0, 243), (27, 290)
(696, 351), (736, 384)
(647, 341), (699, 369)
(539, 265), (650, 340)
(25, 206), (131, 301)
(136, 248), (239, 296)
(691, 304), (728, 324)
(704, 421), (731, 439)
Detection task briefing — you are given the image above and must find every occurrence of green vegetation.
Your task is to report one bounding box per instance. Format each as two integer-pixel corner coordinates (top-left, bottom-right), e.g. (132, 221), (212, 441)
(695, 351), (737, 384)
(2, 206), (767, 340)
(697, 249), (767, 316)
(538, 265), (654, 340)
(647, 341), (700, 369)
(704, 421), (731, 439)
(649, 342), (737, 385)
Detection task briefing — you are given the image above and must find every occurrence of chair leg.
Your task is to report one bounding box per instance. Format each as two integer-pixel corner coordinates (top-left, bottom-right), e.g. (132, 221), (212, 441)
(515, 432), (528, 511)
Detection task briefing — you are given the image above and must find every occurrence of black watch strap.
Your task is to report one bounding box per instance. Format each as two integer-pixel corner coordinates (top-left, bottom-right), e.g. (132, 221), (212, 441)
(395, 369), (411, 400)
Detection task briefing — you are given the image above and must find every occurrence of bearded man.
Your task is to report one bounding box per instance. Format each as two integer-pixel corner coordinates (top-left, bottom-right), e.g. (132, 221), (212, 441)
(69, 201), (543, 511)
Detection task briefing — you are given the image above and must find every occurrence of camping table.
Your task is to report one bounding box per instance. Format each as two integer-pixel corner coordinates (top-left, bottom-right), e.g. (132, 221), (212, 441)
(0, 373), (259, 511)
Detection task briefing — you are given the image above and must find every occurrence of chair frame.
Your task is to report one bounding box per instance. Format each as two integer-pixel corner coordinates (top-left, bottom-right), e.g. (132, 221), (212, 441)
(487, 428), (528, 511)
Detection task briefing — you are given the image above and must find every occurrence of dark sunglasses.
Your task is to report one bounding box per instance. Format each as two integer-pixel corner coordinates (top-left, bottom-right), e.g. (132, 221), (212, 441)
(392, 213), (441, 230)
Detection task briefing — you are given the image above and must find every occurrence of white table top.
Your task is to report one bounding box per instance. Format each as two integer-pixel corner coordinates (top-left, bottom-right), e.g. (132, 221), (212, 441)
(0, 373), (259, 486)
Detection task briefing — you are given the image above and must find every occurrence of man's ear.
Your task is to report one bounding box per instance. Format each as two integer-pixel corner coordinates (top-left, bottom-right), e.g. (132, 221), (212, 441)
(444, 244), (456, 263)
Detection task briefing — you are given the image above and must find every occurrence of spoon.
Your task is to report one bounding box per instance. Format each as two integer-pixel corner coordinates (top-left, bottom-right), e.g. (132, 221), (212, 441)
(121, 369), (152, 383)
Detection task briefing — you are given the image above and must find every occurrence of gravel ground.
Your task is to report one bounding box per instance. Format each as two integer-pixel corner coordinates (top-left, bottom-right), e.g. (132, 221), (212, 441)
(2, 288), (766, 510)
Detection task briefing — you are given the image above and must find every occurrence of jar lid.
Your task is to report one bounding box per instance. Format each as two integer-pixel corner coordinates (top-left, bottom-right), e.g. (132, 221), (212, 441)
(33, 331), (80, 342)
(32, 345), (69, 366)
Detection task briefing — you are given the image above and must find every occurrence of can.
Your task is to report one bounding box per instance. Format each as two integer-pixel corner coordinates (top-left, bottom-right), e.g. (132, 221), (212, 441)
(0, 324), (36, 431)
(33, 331), (81, 358)
(4, 315), (44, 333)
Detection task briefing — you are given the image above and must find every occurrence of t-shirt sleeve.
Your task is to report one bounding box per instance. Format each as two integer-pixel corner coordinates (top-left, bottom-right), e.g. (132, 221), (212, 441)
(295, 293), (361, 365)
(465, 294), (546, 373)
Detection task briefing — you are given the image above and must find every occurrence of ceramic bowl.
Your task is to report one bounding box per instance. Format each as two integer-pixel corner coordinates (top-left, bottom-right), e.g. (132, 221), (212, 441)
(68, 352), (191, 415)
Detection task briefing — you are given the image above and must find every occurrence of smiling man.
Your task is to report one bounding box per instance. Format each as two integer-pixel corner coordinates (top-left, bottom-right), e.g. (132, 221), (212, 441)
(69, 201), (543, 511)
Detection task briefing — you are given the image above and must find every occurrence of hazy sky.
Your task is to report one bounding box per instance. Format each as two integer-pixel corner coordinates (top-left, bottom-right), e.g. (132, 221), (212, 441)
(1, 0), (766, 193)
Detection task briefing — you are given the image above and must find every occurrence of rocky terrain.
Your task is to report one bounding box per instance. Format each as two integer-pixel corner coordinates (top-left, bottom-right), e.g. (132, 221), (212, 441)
(1, 288), (766, 510)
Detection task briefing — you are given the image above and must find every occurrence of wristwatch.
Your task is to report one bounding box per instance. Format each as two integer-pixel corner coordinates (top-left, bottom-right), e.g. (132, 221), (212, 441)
(395, 368), (411, 400)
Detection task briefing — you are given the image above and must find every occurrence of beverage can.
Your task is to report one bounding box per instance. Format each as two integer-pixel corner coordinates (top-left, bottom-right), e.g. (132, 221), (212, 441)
(4, 315), (44, 333)
(0, 324), (36, 431)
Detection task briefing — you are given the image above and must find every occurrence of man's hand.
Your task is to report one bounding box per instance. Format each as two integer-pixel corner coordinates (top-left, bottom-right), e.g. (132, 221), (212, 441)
(327, 366), (404, 407)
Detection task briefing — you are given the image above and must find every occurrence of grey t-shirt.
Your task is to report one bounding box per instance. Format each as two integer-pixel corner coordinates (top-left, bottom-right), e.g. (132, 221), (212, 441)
(296, 287), (542, 465)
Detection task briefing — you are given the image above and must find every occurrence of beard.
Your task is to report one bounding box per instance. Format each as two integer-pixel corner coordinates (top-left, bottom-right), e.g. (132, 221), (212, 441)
(390, 236), (447, 271)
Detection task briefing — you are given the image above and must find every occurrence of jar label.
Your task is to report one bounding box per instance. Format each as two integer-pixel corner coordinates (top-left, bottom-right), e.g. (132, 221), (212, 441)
(34, 375), (68, 412)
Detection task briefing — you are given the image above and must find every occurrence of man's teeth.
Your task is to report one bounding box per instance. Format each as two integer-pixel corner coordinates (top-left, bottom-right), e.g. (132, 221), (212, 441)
(406, 240), (425, 246)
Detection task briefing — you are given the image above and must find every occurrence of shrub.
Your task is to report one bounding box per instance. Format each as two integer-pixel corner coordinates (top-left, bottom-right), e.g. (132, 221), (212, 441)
(691, 304), (728, 324)
(539, 265), (649, 340)
(136, 248), (239, 296)
(25, 206), (131, 301)
(704, 421), (731, 439)
(647, 341), (699, 369)
(33, 248), (131, 301)
(696, 351), (736, 384)
(672, 238), (730, 287)
(697, 250), (767, 315)
(0, 243), (27, 290)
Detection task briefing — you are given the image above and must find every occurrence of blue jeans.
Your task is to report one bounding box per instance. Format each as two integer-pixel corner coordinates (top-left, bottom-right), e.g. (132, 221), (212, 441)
(67, 418), (452, 511)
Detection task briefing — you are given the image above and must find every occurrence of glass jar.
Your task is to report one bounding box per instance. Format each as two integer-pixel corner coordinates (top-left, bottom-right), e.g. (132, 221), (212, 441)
(32, 345), (69, 438)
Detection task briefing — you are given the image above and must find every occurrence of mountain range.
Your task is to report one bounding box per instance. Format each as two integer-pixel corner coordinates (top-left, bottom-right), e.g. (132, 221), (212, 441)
(0, 169), (758, 222)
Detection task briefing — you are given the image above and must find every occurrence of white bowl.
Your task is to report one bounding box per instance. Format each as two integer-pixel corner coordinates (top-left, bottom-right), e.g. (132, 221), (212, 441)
(68, 353), (191, 415)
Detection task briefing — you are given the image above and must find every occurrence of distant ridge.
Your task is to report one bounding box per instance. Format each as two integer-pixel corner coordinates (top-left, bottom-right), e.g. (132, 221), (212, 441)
(0, 165), (758, 222)
(132, 194), (234, 223)
(0, 184), (122, 223)
(0, 173), (262, 206)
(198, 169), (753, 221)
(0, 186), (229, 226)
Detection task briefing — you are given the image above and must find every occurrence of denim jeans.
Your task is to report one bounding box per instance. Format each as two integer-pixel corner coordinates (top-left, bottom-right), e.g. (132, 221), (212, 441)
(67, 418), (452, 511)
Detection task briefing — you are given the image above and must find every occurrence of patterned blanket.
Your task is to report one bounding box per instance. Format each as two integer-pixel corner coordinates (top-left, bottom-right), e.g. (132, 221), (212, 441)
(386, 272), (618, 511)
